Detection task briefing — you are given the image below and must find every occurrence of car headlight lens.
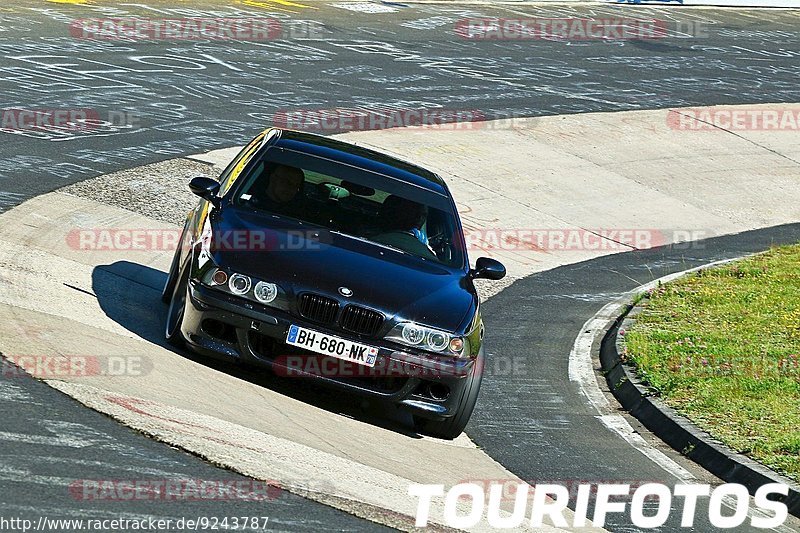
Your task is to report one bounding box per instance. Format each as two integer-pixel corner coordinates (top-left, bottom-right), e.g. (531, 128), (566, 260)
(201, 266), (285, 309)
(426, 330), (449, 351)
(253, 281), (278, 303)
(401, 323), (426, 345)
(228, 273), (252, 295)
(387, 322), (465, 356)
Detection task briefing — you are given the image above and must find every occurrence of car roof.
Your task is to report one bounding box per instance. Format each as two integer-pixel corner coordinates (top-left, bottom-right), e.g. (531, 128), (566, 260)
(269, 128), (449, 196)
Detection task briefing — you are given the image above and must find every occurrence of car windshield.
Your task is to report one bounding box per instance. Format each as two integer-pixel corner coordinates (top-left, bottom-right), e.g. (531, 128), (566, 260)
(231, 147), (465, 268)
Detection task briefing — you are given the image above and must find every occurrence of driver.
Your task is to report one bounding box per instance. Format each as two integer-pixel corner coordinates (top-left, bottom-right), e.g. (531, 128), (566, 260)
(373, 196), (436, 259)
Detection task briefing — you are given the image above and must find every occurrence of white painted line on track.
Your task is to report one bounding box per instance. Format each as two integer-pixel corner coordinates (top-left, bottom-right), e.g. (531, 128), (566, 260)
(597, 415), (694, 483)
(569, 298), (697, 484)
(568, 256), (743, 474)
(568, 304), (616, 414)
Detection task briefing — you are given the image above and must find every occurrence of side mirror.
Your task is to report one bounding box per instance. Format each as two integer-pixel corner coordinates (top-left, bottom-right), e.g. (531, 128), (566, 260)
(189, 176), (220, 206)
(470, 257), (506, 280)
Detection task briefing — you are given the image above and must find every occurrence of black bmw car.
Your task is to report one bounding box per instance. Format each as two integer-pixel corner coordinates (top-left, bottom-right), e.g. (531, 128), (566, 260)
(162, 128), (505, 439)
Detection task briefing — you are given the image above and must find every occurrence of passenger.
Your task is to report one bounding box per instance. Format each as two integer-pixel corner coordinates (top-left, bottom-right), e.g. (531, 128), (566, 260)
(266, 164), (304, 204)
(251, 164), (306, 217)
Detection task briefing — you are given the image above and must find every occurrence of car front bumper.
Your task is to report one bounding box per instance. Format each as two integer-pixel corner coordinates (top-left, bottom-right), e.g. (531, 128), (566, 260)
(180, 281), (477, 420)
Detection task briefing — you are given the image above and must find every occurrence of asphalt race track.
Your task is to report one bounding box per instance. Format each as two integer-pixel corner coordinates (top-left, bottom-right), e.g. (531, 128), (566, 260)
(1, 1), (799, 210)
(477, 226), (800, 532)
(1, 1), (800, 531)
(0, 369), (387, 531)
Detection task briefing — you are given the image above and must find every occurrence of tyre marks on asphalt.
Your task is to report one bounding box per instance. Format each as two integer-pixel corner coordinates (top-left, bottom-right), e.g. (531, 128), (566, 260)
(476, 228), (800, 532)
(0, 2), (799, 205)
(45, 380), (573, 532)
(0, 368), (385, 531)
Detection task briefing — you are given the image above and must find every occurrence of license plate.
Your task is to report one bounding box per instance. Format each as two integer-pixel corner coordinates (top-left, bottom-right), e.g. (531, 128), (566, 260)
(286, 324), (379, 367)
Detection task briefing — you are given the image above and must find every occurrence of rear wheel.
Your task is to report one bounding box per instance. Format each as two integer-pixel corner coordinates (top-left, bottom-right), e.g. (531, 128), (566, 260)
(414, 349), (484, 440)
(165, 262), (189, 347)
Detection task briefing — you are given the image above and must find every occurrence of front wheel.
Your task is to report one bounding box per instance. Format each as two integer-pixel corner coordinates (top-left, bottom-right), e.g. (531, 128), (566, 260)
(161, 238), (183, 303)
(165, 262), (189, 347)
(414, 349), (484, 440)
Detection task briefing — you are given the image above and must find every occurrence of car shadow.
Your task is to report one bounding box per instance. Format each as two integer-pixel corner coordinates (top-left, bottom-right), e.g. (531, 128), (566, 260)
(91, 261), (424, 439)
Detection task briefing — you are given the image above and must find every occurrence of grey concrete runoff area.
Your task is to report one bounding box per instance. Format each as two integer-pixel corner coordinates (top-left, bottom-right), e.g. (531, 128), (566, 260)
(2, 104), (800, 531)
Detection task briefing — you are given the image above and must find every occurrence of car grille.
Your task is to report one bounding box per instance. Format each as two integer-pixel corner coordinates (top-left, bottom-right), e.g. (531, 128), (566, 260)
(340, 305), (384, 337)
(298, 293), (339, 324)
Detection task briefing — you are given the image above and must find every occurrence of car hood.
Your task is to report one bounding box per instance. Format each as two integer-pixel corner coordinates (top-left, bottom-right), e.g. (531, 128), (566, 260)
(209, 207), (476, 332)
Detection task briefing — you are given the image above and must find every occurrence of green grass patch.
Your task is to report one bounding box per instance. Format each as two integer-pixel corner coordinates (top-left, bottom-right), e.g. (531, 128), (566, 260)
(625, 245), (800, 482)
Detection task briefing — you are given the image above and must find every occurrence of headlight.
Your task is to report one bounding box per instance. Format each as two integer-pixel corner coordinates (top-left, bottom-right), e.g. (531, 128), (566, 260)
(228, 273), (252, 295)
(211, 270), (228, 286)
(401, 323), (426, 345)
(253, 281), (278, 303)
(426, 330), (449, 351)
(386, 322), (466, 357)
(201, 266), (284, 309)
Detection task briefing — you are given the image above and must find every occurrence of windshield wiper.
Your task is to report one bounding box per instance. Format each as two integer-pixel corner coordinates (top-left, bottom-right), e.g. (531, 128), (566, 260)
(329, 230), (410, 256)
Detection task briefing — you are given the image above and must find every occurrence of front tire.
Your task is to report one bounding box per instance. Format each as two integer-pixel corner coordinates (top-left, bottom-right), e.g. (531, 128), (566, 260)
(414, 349), (484, 440)
(161, 240), (183, 303)
(165, 262), (189, 347)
